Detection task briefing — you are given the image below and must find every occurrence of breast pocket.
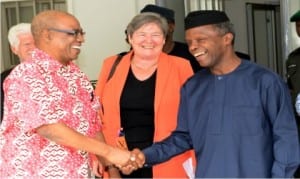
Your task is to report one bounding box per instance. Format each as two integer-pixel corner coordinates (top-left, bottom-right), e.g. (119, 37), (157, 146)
(232, 106), (263, 136)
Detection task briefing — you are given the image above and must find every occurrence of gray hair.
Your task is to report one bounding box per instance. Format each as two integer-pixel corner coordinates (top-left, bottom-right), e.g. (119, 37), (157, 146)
(213, 21), (236, 44)
(8, 23), (32, 48)
(126, 12), (169, 38)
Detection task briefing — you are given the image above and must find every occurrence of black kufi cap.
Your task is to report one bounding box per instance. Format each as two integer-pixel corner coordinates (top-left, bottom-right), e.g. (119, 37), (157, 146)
(185, 10), (230, 30)
(141, 4), (175, 23)
(290, 10), (300, 22)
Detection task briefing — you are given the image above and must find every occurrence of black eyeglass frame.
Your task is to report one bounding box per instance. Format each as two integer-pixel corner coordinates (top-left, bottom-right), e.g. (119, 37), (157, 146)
(48, 28), (86, 37)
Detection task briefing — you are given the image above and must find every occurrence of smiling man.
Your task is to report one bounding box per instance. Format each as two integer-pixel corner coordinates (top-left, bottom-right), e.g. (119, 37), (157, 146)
(141, 10), (300, 178)
(0, 10), (143, 178)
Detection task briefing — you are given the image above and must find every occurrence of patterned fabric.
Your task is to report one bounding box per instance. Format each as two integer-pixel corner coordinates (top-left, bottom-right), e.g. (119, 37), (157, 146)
(0, 49), (101, 178)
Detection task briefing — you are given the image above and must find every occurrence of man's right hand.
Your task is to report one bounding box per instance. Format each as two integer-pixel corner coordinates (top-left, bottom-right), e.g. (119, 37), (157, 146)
(118, 148), (145, 175)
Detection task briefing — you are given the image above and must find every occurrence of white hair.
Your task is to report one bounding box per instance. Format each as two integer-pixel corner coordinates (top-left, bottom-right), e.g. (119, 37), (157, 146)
(7, 23), (32, 48)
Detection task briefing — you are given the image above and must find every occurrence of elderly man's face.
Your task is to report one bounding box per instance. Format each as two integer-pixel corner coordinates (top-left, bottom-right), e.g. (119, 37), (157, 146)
(11, 33), (35, 62)
(46, 15), (85, 65)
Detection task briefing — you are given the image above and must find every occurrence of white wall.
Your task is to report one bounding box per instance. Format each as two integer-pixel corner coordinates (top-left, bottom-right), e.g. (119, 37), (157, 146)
(1, 0), (298, 78)
(50, 0), (300, 80)
(68, 0), (155, 80)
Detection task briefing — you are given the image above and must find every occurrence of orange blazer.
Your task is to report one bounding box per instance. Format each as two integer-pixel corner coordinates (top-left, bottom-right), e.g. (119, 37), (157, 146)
(95, 51), (195, 178)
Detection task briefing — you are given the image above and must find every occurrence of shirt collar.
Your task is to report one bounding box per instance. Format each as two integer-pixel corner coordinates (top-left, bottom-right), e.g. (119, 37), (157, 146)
(31, 48), (77, 74)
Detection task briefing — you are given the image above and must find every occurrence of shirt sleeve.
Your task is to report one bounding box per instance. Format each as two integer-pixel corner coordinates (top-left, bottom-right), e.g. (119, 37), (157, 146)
(4, 64), (59, 133)
(143, 85), (193, 166)
(262, 77), (300, 177)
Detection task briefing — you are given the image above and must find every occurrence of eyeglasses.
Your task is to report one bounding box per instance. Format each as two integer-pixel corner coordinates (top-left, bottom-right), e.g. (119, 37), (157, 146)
(48, 28), (86, 37)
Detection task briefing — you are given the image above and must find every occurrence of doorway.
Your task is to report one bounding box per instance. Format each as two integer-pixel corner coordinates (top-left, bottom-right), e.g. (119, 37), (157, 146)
(246, 3), (283, 77)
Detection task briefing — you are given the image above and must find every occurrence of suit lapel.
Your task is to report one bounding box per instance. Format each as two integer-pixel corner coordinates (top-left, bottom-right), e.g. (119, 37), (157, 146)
(155, 53), (171, 115)
(110, 52), (132, 117)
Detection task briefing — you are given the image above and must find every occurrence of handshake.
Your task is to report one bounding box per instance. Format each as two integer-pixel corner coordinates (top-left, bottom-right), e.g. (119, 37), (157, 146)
(101, 147), (147, 176)
(115, 148), (146, 175)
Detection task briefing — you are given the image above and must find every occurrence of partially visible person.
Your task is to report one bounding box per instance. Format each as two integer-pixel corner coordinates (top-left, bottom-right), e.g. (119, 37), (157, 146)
(235, 51), (250, 60)
(285, 10), (300, 178)
(95, 12), (195, 178)
(140, 4), (202, 73)
(138, 10), (300, 177)
(296, 93), (300, 116)
(286, 10), (300, 124)
(0, 10), (143, 178)
(1, 23), (35, 123)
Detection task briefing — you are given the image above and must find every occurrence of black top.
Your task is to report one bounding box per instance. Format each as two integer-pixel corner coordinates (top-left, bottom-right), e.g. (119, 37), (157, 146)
(169, 41), (202, 73)
(120, 67), (156, 178)
(120, 67), (156, 149)
(1, 67), (14, 123)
